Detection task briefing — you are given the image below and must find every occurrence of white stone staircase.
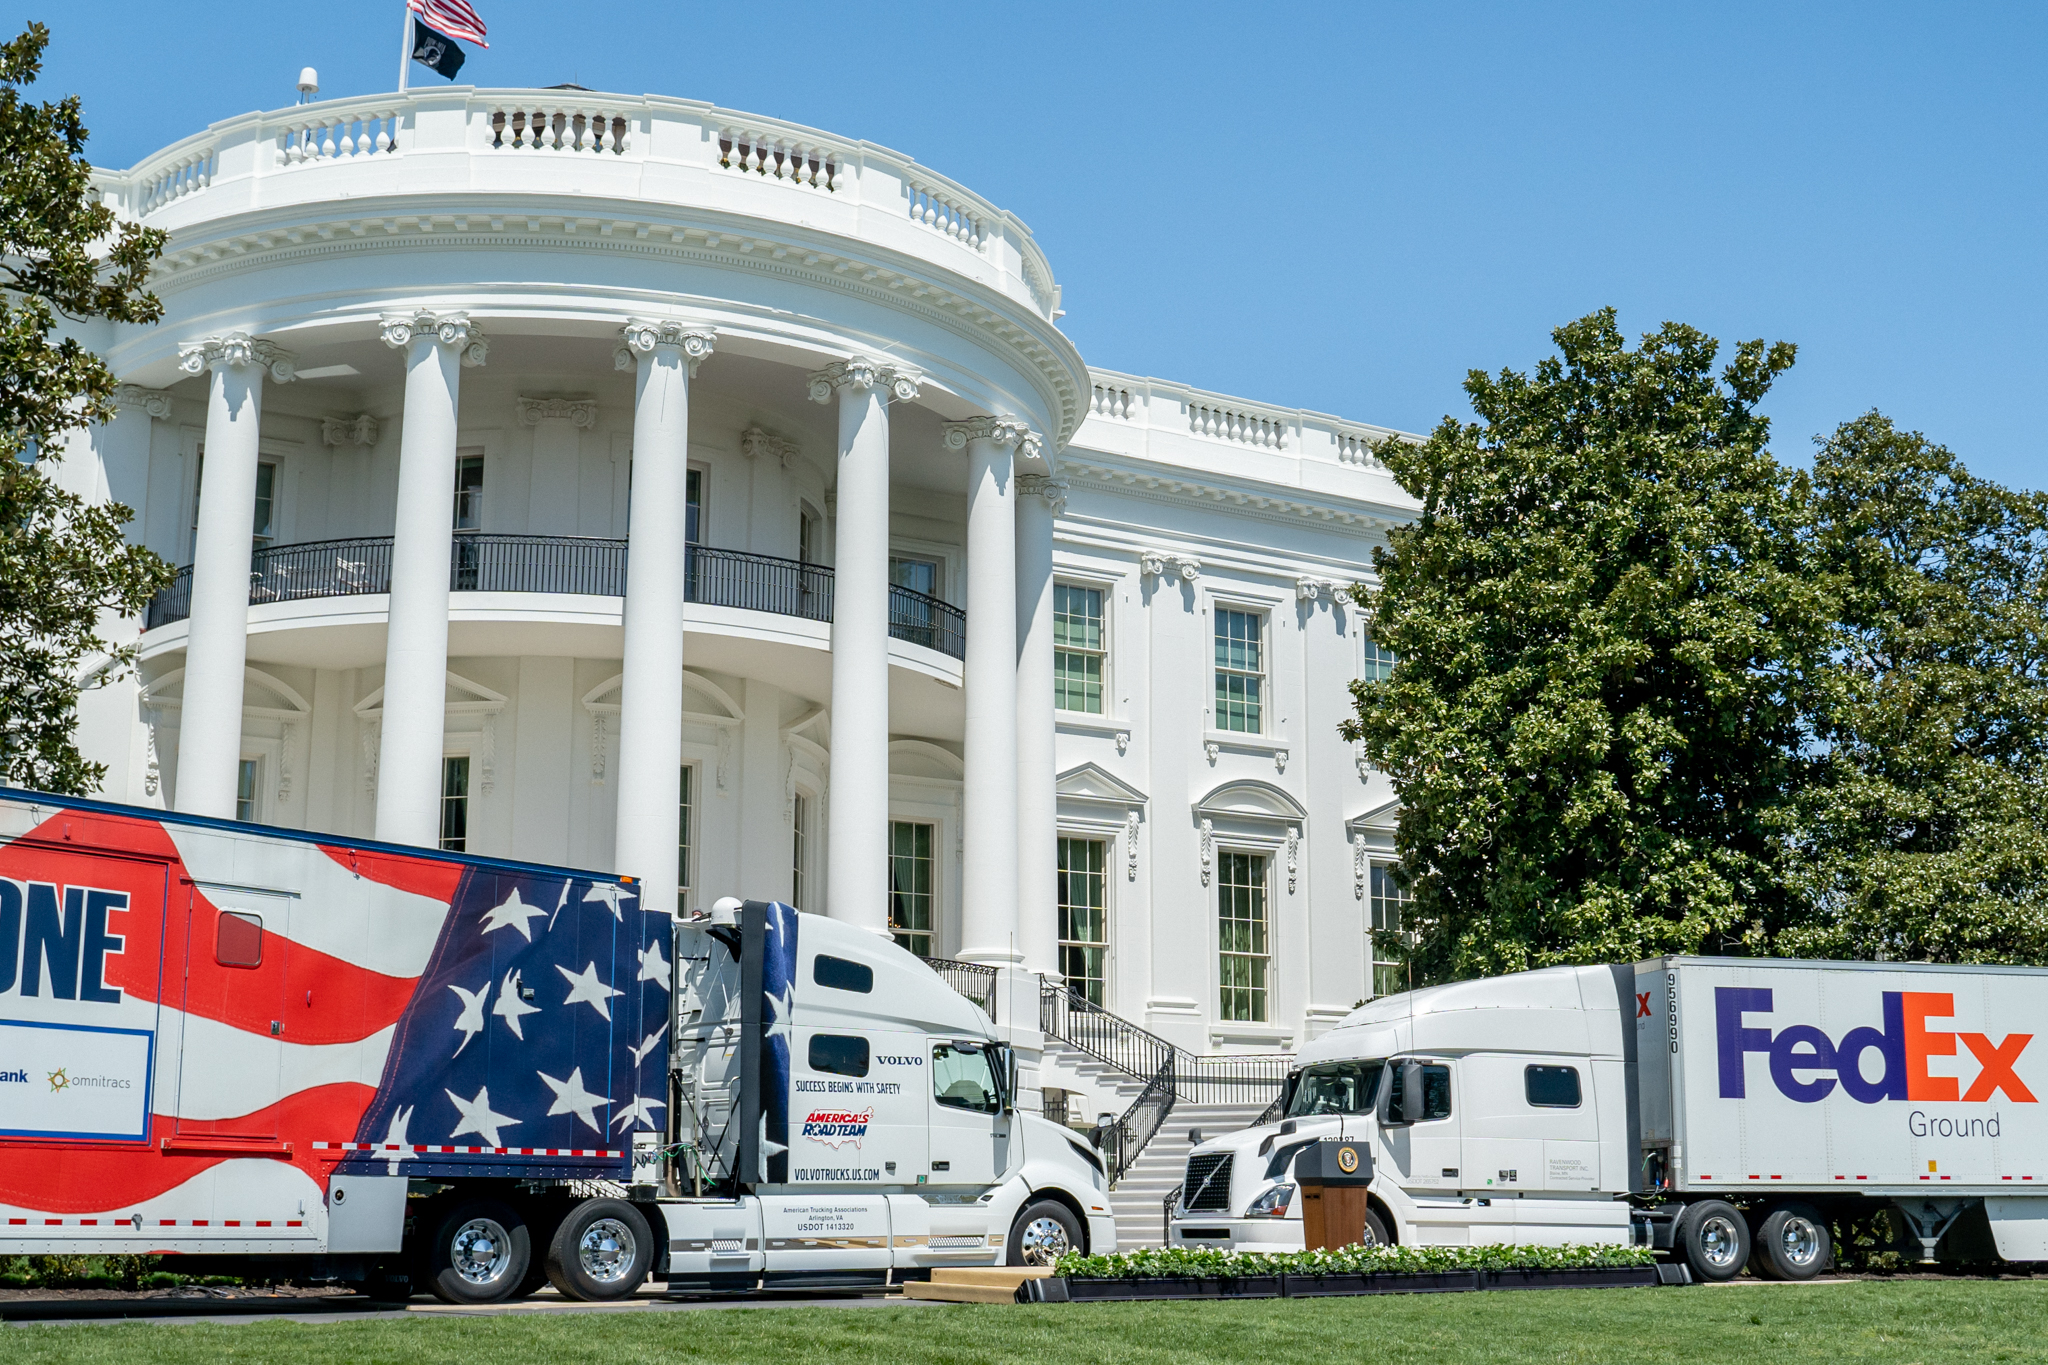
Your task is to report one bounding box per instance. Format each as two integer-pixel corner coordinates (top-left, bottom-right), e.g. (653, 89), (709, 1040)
(1107, 1101), (1273, 1248)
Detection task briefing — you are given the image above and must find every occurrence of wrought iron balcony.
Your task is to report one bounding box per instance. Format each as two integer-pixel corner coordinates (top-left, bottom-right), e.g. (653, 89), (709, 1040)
(144, 534), (967, 660)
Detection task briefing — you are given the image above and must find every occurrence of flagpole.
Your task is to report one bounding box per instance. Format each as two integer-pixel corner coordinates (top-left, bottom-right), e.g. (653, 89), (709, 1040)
(397, 1), (411, 93)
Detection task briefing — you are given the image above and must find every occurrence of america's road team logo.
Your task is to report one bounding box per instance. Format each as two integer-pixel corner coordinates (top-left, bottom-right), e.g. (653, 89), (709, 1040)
(800, 1108), (873, 1149)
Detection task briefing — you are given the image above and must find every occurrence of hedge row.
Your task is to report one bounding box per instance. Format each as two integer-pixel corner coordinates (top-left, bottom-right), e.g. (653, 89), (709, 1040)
(1053, 1242), (1656, 1279)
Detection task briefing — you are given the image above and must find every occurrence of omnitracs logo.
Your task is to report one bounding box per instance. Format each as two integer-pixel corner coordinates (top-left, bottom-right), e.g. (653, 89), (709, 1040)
(1717, 987), (2035, 1105)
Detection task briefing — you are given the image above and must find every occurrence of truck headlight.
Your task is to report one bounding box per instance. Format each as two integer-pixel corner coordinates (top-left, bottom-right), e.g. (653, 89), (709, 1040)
(1245, 1183), (1294, 1218)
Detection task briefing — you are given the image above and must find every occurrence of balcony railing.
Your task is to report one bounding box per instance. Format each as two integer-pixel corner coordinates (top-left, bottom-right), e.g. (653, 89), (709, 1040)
(145, 535), (967, 660)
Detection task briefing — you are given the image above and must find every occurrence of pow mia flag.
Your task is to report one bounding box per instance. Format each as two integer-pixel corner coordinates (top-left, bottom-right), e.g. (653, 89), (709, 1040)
(411, 18), (466, 80)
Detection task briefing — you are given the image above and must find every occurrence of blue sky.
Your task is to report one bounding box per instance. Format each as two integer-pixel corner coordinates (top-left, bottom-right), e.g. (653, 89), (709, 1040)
(20, 2), (2044, 490)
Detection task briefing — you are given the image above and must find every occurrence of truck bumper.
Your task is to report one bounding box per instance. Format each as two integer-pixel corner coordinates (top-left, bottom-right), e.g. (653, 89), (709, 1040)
(1168, 1217), (1304, 1251)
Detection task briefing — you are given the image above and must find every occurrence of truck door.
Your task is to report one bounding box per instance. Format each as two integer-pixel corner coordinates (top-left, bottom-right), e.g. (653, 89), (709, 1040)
(174, 883), (294, 1141)
(1380, 1059), (1466, 1235)
(926, 1040), (1011, 1190)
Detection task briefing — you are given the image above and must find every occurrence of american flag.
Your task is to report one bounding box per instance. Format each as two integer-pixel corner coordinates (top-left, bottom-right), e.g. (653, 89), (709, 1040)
(409, 0), (489, 47)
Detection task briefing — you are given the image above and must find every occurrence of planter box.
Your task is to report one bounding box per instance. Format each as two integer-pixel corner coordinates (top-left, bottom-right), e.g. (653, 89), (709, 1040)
(1022, 1264), (1665, 1304)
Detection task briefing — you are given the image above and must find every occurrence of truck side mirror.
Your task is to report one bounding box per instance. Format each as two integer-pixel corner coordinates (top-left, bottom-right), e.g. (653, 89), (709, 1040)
(1397, 1061), (1425, 1123)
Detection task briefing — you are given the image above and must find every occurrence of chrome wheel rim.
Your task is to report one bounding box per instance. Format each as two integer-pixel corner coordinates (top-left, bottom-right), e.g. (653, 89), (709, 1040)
(1017, 1216), (1073, 1265)
(1778, 1215), (1823, 1267)
(1698, 1214), (1743, 1269)
(451, 1217), (512, 1286)
(579, 1217), (637, 1284)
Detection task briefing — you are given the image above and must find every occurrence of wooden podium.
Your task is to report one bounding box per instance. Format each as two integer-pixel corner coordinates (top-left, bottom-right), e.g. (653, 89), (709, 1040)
(1295, 1138), (1374, 1250)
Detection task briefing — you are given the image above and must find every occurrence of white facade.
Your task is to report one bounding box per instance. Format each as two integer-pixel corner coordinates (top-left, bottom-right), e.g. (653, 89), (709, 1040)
(54, 88), (1421, 1077)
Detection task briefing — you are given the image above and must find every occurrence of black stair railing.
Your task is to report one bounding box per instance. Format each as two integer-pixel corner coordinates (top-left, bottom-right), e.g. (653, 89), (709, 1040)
(144, 536), (967, 660)
(1040, 980), (1179, 1186)
(921, 957), (997, 1017)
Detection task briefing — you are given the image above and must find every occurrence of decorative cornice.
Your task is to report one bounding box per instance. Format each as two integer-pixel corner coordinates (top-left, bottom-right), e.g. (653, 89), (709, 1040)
(113, 384), (174, 420)
(1017, 473), (1069, 515)
(177, 333), (296, 383)
(517, 397), (598, 428)
(614, 320), (717, 376)
(1062, 458), (1404, 533)
(1295, 575), (1343, 603)
(380, 310), (488, 366)
(807, 356), (920, 405)
(740, 426), (801, 469)
(1139, 549), (1202, 582)
(321, 413), (379, 447)
(942, 415), (1042, 463)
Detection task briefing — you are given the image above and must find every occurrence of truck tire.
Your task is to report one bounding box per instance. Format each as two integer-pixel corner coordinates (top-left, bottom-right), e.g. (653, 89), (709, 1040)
(1750, 1204), (1831, 1281)
(423, 1197), (531, 1304)
(1359, 1207), (1392, 1246)
(545, 1198), (654, 1301)
(1007, 1199), (1084, 1266)
(1675, 1200), (1749, 1282)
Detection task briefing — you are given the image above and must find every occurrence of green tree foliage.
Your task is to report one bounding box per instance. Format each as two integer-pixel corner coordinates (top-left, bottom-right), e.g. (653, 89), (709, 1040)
(1778, 414), (2048, 962)
(1342, 309), (1826, 981)
(0, 22), (172, 794)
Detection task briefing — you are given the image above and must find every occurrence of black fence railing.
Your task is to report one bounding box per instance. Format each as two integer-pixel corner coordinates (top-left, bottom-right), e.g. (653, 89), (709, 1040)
(922, 957), (997, 1016)
(144, 536), (968, 660)
(1041, 981), (1179, 1186)
(1174, 1052), (1295, 1105)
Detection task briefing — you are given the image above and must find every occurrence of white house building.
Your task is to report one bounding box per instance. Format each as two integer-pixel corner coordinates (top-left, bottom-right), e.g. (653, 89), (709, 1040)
(52, 88), (1423, 1187)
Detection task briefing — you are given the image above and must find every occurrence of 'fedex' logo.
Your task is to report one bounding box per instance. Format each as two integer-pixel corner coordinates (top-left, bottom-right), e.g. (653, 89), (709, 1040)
(1717, 987), (2035, 1105)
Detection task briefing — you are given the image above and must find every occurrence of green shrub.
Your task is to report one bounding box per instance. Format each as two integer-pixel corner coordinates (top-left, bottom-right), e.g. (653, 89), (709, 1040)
(1054, 1242), (1656, 1279)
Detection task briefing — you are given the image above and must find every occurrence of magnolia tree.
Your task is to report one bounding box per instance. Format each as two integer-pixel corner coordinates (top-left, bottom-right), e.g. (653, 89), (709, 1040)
(0, 23), (172, 794)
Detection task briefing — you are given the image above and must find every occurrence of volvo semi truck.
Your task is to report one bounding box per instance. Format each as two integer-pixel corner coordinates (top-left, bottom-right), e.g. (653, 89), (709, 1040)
(0, 789), (1111, 1302)
(1168, 957), (2048, 1281)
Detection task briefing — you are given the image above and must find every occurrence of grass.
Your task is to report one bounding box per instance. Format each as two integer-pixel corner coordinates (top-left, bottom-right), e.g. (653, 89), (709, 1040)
(8, 1280), (2048, 1364)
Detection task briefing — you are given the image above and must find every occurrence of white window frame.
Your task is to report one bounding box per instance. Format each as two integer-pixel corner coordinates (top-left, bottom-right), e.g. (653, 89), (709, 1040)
(1056, 832), (1114, 1007)
(1052, 576), (1113, 717)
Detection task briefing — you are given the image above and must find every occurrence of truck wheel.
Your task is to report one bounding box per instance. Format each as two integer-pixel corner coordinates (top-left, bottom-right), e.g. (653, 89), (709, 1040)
(1007, 1199), (1084, 1266)
(1675, 1200), (1749, 1282)
(1359, 1207), (1392, 1246)
(546, 1198), (654, 1301)
(1751, 1204), (1831, 1281)
(423, 1198), (531, 1304)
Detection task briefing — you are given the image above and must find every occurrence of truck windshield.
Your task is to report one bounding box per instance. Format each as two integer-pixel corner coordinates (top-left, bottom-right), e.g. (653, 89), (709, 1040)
(1286, 1061), (1384, 1117)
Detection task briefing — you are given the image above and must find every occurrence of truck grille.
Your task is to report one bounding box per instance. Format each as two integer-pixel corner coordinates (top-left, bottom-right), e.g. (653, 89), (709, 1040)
(1182, 1153), (1235, 1212)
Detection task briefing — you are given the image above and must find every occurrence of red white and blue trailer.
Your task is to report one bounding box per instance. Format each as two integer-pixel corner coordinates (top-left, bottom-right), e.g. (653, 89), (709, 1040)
(0, 786), (671, 1302)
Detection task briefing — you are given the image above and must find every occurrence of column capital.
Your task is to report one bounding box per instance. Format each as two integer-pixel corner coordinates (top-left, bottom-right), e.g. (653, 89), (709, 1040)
(380, 310), (489, 366)
(177, 333), (296, 383)
(321, 413), (380, 448)
(942, 415), (1040, 459)
(1140, 548), (1201, 581)
(807, 356), (920, 405)
(615, 320), (717, 375)
(517, 396), (599, 428)
(113, 384), (174, 420)
(740, 426), (801, 469)
(1017, 473), (1069, 515)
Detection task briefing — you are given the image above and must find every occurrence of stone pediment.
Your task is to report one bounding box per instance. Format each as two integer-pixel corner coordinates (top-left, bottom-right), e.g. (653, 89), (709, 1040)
(1346, 797), (1402, 835)
(1194, 779), (1309, 825)
(1055, 762), (1147, 808)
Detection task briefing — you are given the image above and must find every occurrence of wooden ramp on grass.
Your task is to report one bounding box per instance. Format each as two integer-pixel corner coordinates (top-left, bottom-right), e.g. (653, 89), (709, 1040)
(901, 1268), (1053, 1304)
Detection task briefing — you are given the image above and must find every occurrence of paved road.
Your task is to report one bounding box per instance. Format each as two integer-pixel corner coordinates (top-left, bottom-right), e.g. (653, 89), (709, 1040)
(6, 1287), (941, 1328)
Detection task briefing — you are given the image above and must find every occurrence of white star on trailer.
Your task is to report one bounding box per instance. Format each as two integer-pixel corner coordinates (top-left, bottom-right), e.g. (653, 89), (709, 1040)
(448, 978), (490, 1056)
(583, 881), (635, 921)
(764, 981), (796, 1053)
(611, 1093), (667, 1132)
(493, 967), (541, 1039)
(537, 1066), (610, 1133)
(637, 936), (670, 986)
(478, 887), (547, 942)
(547, 881), (570, 931)
(445, 1084), (520, 1149)
(629, 1023), (667, 1068)
(381, 1105), (413, 1176)
(557, 960), (624, 1020)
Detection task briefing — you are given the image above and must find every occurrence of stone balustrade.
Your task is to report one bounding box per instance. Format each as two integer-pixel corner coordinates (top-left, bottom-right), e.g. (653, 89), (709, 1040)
(1079, 368), (1416, 471)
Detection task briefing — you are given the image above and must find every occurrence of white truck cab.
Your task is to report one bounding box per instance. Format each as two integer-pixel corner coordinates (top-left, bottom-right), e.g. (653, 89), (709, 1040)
(1169, 964), (1632, 1252)
(659, 900), (1114, 1290)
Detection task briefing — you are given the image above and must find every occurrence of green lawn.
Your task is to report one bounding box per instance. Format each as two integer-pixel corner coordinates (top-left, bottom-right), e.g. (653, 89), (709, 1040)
(9, 1281), (2048, 1364)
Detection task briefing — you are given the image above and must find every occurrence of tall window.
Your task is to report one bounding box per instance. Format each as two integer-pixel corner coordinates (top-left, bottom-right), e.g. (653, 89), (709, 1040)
(890, 556), (942, 651)
(452, 453), (484, 530)
(439, 756), (470, 851)
(191, 452), (279, 555)
(791, 792), (809, 911)
(1214, 608), (1264, 734)
(686, 468), (704, 543)
(798, 508), (818, 563)
(1217, 851), (1269, 1022)
(1370, 862), (1414, 997)
(235, 758), (260, 823)
(888, 820), (934, 957)
(1053, 584), (1105, 714)
(1057, 837), (1109, 1005)
(677, 765), (695, 912)
(1361, 633), (1397, 683)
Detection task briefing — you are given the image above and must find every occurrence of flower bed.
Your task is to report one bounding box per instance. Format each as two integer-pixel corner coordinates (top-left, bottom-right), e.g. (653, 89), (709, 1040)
(1019, 1244), (1667, 1303)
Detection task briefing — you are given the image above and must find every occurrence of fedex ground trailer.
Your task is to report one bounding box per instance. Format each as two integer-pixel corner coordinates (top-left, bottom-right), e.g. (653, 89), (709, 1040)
(1169, 955), (2048, 1280)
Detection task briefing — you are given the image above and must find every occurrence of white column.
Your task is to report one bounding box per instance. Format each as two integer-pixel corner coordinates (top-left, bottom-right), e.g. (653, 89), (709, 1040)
(374, 310), (487, 845)
(810, 357), (920, 935)
(105, 386), (173, 516)
(612, 320), (716, 909)
(946, 418), (1031, 964)
(1015, 471), (1066, 976)
(172, 334), (293, 817)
